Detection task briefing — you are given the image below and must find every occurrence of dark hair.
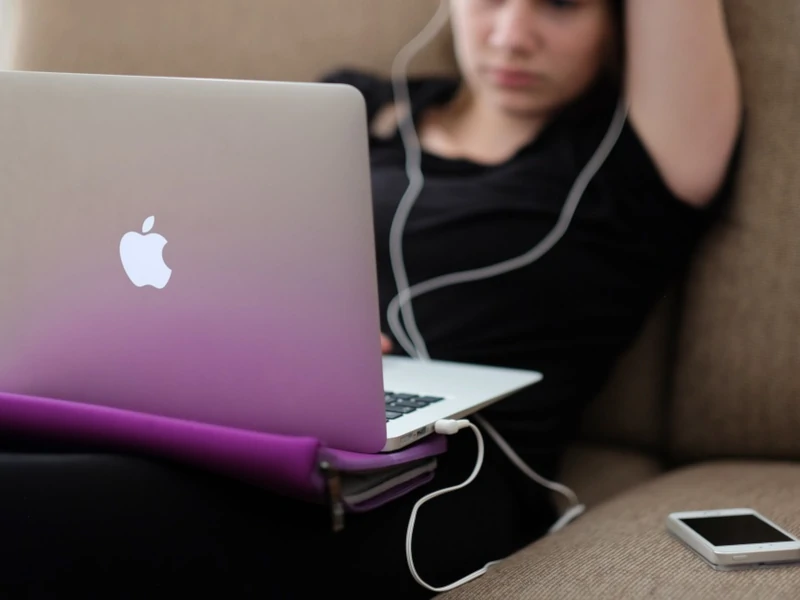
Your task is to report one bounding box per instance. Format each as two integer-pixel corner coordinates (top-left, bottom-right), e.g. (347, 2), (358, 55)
(606, 0), (626, 83)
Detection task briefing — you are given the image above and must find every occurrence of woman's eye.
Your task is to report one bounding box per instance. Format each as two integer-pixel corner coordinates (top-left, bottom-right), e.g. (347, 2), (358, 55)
(547, 0), (579, 9)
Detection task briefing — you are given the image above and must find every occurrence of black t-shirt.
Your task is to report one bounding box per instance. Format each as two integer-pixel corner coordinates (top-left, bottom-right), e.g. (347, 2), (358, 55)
(323, 68), (740, 471)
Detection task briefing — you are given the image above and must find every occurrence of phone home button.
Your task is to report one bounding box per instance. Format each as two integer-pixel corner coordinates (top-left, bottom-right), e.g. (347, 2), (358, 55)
(733, 554), (749, 561)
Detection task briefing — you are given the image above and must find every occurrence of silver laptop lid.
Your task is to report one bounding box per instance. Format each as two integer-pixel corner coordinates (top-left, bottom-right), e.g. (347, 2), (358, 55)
(0, 70), (387, 453)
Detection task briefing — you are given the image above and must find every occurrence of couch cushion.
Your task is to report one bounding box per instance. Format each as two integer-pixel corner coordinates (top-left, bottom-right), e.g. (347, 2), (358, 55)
(439, 461), (800, 600)
(556, 442), (662, 512)
(5, 0), (457, 81)
(669, 2), (800, 461)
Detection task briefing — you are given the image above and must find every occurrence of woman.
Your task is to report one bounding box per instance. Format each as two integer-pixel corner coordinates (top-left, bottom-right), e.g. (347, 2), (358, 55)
(308, 0), (740, 595)
(1, 0), (741, 598)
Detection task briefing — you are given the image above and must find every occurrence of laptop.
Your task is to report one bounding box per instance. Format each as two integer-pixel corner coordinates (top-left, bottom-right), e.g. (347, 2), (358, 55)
(0, 69), (541, 453)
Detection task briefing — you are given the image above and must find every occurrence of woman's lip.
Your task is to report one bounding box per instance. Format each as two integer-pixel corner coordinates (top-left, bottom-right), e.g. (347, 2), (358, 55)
(487, 68), (541, 87)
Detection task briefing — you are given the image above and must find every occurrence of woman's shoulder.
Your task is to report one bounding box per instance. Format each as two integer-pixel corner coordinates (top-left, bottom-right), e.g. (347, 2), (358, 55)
(319, 67), (459, 126)
(319, 68), (396, 123)
(565, 78), (742, 224)
(320, 68), (388, 93)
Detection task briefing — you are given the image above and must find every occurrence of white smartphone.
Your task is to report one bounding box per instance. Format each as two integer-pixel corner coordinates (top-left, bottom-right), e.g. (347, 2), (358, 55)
(666, 508), (800, 570)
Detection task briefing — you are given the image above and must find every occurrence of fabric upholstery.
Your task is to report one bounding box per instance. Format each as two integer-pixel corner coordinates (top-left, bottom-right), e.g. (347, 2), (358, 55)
(555, 442), (662, 512)
(440, 462), (800, 600)
(669, 0), (800, 461)
(4, 0), (456, 81)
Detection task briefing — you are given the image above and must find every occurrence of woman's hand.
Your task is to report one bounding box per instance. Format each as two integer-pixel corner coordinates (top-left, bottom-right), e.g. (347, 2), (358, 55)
(381, 334), (393, 354)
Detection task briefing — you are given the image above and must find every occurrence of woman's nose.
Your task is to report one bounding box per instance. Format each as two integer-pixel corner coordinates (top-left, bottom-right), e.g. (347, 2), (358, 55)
(488, 0), (540, 54)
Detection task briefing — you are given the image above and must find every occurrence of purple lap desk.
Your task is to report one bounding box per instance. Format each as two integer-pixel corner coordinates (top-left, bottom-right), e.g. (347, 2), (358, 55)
(0, 391), (447, 514)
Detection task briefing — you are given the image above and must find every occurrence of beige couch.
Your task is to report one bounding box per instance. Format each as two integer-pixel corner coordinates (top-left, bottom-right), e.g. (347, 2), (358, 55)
(3, 1), (800, 597)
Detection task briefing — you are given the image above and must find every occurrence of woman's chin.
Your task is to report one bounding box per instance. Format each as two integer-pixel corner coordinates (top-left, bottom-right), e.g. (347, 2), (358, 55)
(487, 89), (557, 119)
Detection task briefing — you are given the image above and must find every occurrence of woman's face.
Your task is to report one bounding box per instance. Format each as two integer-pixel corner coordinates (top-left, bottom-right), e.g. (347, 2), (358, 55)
(449, 0), (618, 117)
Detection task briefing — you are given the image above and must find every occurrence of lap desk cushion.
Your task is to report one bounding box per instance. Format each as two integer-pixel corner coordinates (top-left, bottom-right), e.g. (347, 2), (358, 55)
(439, 462), (800, 600)
(0, 391), (447, 521)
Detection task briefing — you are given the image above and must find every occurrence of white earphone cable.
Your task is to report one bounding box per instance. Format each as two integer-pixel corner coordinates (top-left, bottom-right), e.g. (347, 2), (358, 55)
(388, 94), (628, 358)
(386, 0), (628, 591)
(389, 0), (452, 359)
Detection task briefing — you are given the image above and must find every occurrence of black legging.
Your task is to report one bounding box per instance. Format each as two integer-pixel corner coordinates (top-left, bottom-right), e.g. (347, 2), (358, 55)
(0, 428), (558, 599)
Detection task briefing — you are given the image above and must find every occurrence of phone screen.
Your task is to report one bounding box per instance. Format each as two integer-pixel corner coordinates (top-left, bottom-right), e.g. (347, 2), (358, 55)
(680, 514), (793, 546)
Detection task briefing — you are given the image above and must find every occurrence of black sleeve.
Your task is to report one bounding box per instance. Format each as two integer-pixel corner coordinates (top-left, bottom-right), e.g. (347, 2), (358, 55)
(607, 103), (744, 213)
(319, 68), (395, 124)
(552, 91), (745, 288)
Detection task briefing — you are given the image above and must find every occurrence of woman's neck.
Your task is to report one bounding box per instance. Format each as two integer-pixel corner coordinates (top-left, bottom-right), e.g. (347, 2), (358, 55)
(419, 85), (548, 165)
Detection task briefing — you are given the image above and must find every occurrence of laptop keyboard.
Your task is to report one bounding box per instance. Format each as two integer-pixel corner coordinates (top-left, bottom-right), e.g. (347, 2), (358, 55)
(385, 391), (445, 422)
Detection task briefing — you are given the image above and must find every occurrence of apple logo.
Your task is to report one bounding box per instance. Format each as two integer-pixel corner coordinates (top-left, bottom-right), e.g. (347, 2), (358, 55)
(119, 215), (172, 289)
